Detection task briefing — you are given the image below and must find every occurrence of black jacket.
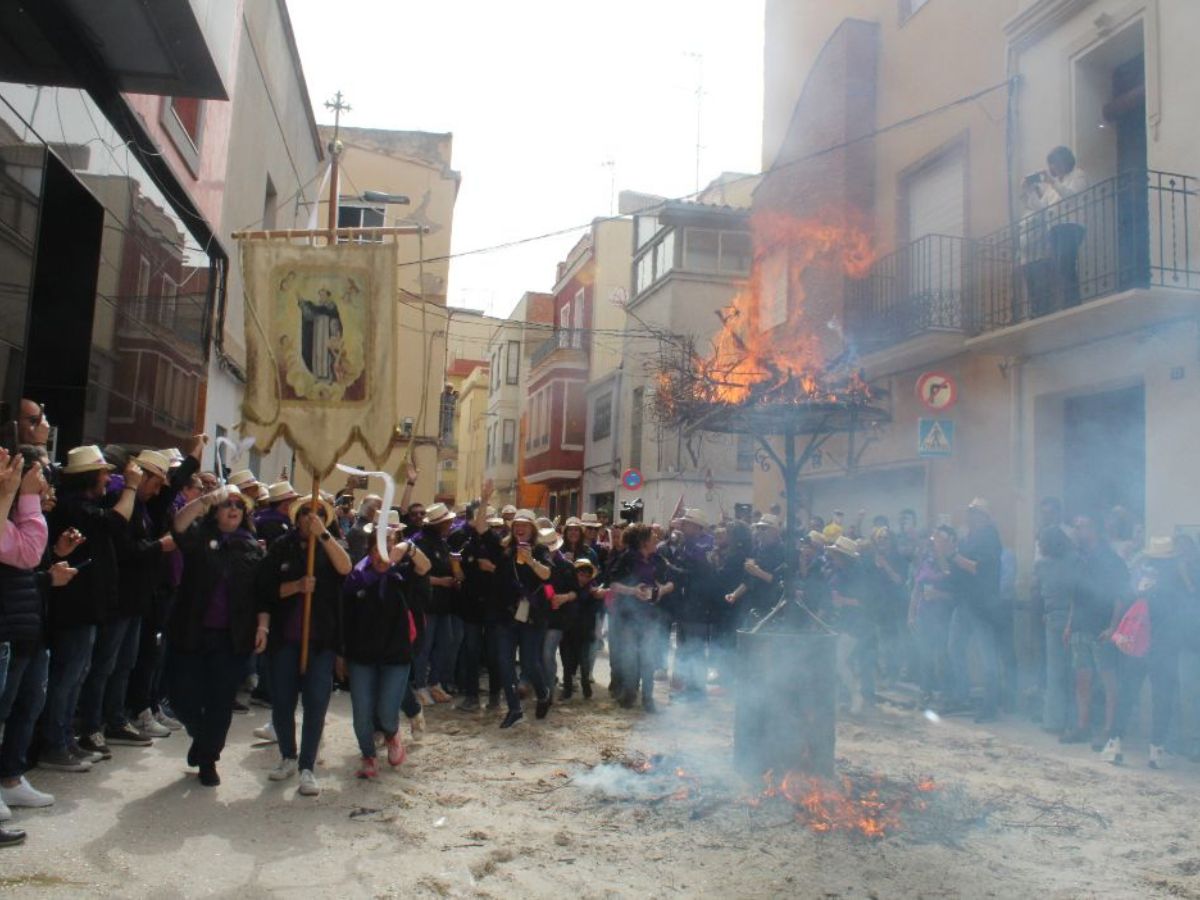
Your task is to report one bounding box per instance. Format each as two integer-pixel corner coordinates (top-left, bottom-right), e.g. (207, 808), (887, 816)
(167, 520), (264, 655)
(256, 530), (345, 653)
(47, 491), (126, 628)
(545, 550), (581, 631)
(416, 530), (457, 616)
(340, 558), (413, 665)
(0, 563), (49, 652)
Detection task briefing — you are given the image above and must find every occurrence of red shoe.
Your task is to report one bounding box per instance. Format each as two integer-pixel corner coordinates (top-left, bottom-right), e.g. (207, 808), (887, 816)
(355, 756), (379, 779)
(385, 732), (407, 767)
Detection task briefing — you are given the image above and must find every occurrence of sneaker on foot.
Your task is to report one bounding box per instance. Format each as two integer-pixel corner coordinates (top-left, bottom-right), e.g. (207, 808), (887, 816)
(39, 747), (92, 773)
(0, 827), (25, 847)
(429, 685), (452, 704)
(104, 722), (153, 747)
(198, 763), (220, 787)
(1101, 737), (1123, 765)
(78, 732), (112, 760)
(253, 722), (277, 743)
(155, 710), (183, 731)
(414, 688), (434, 706)
(269, 757), (298, 782)
(297, 769), (320, 796)
(455, 696), (480, 712)
(355, 757), (379, 780)
(499, 709), (525, 729)
(1, 776), (54, 808)
(385, 732), (407, 767)
(134, 709), (171, 738)
(409, 710), (426, 742)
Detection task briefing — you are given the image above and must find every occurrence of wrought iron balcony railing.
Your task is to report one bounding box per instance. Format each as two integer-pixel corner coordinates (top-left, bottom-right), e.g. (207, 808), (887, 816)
(845, 233), (966, 354)
(967, 168), (1199, 334)
(530, 329), (585, 368)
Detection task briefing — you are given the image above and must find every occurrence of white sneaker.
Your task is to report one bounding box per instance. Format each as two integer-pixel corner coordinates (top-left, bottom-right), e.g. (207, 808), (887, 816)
(1148, 744), (1167, 769)
(253, 722), (277, 743)
(0, 798), (11, 822)
(155, 710), (183, 731)
(1101, 737), (1123, 765)
(1, 776), (54, 808)
(269, 757), (298, 781)
(409, 710), (426, 742)
(415, 688), (435, 707)
(135, 709), (172, 738)
(297, 769), (320, 797)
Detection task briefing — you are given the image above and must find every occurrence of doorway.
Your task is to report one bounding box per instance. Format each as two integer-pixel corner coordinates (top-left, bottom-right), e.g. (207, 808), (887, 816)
(1062, 385), (1145, 525)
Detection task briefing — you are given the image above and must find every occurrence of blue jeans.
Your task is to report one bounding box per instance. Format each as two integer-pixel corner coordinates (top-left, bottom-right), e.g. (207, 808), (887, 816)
(79, 616), (140, 733)
(0, 647), (50, 779)
(413, 613), (462, 690)
(40, 624), (96, 751)
(270, 644), (335, 772)
(612, 601), (662, 703)
(348, 662), (411, 758)
(488, 621), (548, 712)
(948, 603), (1000, 713)
(675, 620), (710, 696)
(166, 630), (244, 765)
(1042, 612), (1071, 731)
(914, 601), (953, 696)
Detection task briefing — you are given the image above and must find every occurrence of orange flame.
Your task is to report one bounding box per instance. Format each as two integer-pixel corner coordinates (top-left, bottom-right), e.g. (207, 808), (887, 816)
(752, 769), (932, 839)
(696, 211), (874, 405)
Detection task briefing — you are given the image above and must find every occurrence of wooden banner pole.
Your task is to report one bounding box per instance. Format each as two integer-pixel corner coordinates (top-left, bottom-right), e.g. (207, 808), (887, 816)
(299, 472), (320, 674)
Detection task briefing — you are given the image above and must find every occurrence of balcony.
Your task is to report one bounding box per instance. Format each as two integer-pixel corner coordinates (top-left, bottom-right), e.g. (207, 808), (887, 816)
(966, 169), (1200, 352)
(845, 234), (967, 371)
(530, 329), (587, 370)
(845, 170), (1200, 364)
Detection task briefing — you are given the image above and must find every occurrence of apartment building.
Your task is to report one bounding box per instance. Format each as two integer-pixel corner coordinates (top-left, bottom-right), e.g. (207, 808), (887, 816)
(759, 0), (1200, 560)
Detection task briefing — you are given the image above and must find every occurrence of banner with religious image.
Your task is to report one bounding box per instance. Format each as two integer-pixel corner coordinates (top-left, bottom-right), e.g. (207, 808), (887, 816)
(240, 239), (398, 478)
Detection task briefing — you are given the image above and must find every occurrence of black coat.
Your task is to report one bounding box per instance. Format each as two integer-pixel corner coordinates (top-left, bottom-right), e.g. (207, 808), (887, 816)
(340, 559), (414, 665)
(545, 550), (580, 631)
(47, 491), (126, 628)
(167, 521), (264, 655)
(416, 530), (457, 616)
(256, 531), (345, 653)
(0, 563), (48, 652)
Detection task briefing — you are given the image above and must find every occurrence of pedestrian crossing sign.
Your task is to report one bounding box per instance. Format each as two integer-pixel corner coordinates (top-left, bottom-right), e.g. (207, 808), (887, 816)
(918, 418), (954, 458)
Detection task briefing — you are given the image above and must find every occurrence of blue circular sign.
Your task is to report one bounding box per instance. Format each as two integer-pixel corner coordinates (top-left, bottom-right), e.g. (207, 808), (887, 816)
(622, 468), (643, 491)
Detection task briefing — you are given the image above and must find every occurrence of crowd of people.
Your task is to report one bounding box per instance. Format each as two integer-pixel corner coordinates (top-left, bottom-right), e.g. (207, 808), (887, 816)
(1, 396), (1197, 849)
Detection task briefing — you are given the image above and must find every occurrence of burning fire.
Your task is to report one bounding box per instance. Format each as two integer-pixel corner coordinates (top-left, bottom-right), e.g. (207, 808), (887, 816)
(694, 211), (874, 405)
(749, 769), (938, 839)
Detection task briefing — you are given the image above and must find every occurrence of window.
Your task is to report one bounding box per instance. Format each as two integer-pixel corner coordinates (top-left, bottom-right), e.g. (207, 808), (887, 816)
(572, 288), (585, 347)
(490, 349), (500, 392)
(630, 387), (644, 469)
(169, 98), (203, 148)
(439, 387), (457, 443)
(683, 228), (751, 275)
(565, 383), (586, 446)
(653, 230), (675, 283)
(160, 276), (178, 329)
(506, 340), (520, 383)
(161, 97), (204, 174)
(721, 231), (752, 273)
(502, 418), (516, 463)
(737, 433), (756, 472)
(337, 204), (385, 242)
(132, 256), (151, 324)
(592, 392), (612, 441)
(635, 253), (654, 294)
(486, 423), (495, 465)
(635, 215), (660, 248)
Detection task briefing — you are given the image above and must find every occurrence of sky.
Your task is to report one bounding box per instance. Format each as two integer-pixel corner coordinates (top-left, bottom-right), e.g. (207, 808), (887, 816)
(287, 0), (765, 318)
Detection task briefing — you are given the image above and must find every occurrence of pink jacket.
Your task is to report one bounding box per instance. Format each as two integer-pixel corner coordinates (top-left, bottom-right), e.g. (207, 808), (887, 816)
(0, 494), (48, 570)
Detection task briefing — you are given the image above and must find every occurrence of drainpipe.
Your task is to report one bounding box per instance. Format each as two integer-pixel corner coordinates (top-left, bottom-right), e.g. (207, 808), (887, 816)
(609, 367), (623, 493)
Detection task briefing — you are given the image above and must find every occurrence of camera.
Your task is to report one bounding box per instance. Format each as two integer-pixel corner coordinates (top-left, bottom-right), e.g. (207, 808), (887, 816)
(618, 498), (644, 523)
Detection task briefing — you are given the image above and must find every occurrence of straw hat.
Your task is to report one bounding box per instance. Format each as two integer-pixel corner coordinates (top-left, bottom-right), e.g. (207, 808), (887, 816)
(63, 445), (116, 475)
(364, 509), (405, 534)
(227, 469), (256, 489)
(804, 530), (827, 546)
(267, 481), (299, 504)
(288, 494), (335, 525)
(162, 448), (185, 467)
(538, 526), (563, 553)
(500, 504), (518, 517)
(132, 449), (171, 480)
(580, 512), (601, 527)
(753, 513), (782, 530)
(574, 558), (597, 572)
(535, 516), (555, 530)
(421, 502), (455, 527)
(1144, 536), (1177, 559)
(563, 516), (585, 531)
(828, 536), (861, 559)
(510, 508), (537, 527)
(681, 508), (709, 528)
(486, 513), (505, 527)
